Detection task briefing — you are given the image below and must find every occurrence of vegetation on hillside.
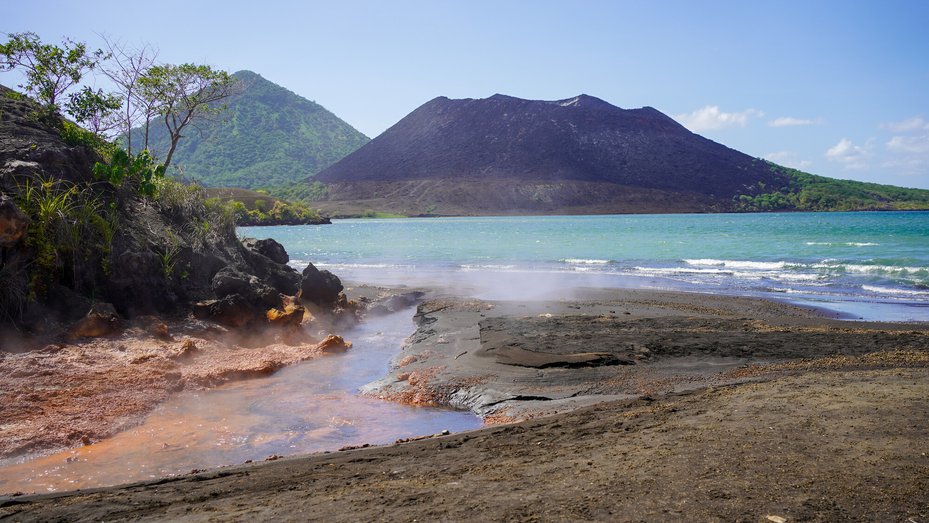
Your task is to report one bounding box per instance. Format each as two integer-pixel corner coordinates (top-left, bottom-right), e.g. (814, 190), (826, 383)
(137, 70), (369, 189)
(733, 162), (929, 212)
(263, 181), (329, 202)
(203, 188), (329, 226)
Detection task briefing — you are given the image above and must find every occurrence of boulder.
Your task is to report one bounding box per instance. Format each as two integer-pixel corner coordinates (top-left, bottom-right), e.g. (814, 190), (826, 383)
(242, 237), (289, 265)
(317, 334), (352, 353)
(300, 263), (344, 305)
(70, 302), (121, 338)
(0, 195), (29, 247)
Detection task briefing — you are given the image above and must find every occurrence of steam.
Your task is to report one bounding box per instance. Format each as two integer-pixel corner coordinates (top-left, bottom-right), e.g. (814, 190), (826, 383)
(335, 265), (654, 302)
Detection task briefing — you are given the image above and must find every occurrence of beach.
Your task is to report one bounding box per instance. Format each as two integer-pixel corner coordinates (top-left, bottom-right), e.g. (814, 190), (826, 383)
(3, 287), (928, 521)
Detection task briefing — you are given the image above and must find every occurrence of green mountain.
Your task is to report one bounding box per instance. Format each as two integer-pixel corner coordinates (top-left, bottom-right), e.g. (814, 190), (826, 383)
(138, 70), (369, 189)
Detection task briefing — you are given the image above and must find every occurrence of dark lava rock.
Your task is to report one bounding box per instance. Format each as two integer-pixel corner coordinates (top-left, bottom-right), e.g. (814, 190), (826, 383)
(300, 263), (343, 305)
(106, 249), (178, 316)
(211, 267), (281, 309)
(193, 294), (263, 328)
(240, 245), (301, 297)
(242, 237), (289, 265)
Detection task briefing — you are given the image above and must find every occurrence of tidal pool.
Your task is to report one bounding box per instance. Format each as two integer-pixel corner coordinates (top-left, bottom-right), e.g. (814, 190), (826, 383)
(0, 308), (480, 494)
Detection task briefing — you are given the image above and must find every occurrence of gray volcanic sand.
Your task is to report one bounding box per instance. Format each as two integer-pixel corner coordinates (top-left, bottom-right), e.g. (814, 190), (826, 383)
(365, 289), (929, 421)
(3, 289), (928, 522)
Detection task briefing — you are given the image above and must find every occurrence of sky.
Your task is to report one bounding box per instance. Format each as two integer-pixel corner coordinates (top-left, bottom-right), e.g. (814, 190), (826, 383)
(4, 0), (929, 189)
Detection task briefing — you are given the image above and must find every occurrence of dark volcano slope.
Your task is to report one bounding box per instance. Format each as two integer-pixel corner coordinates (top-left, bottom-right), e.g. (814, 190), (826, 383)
(312, 94), (789, 215)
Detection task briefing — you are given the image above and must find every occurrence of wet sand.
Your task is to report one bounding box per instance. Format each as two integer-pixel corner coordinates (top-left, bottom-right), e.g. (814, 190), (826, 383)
(2, 288), (929, 521)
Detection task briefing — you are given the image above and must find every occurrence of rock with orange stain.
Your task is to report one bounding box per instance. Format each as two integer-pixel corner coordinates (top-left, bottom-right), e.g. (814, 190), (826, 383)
(266, 306), (305, 328)
(69, 303), (121, 338)
(317, 334), (352, 353)
(173, 339), (199, 360)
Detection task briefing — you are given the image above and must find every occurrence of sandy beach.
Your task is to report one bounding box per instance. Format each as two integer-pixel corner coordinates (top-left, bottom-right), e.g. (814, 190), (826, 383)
(2, 288), (928, 521)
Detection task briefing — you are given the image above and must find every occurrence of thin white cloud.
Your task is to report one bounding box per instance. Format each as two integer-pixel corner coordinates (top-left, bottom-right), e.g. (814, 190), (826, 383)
(674, 105), (763, 132)
(880, 116), (929, 133)
(768, 116), (823, 127)
(886, 134), (929, 154)
(882, 156), (929, 175)
(825, 138), (872, 170)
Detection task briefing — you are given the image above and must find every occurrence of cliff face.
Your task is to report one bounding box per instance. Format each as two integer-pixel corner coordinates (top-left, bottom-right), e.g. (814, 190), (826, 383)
(313, 94), (789, 215)
(0, 85), (312, 329)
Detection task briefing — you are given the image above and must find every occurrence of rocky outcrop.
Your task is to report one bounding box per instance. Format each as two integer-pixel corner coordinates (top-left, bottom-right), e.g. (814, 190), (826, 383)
(0, 84), (347, 331)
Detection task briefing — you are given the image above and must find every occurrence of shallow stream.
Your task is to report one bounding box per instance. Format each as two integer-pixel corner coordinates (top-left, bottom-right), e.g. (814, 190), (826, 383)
(0, 308), (480, 494)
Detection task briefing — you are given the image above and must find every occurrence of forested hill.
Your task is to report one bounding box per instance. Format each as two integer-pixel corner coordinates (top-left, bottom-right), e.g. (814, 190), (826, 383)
(138, 70), (369, 189)
(312, 94), (929, 216)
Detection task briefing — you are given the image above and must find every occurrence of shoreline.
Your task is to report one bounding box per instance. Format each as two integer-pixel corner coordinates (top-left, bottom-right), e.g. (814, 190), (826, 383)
(2, 286), (928, 519)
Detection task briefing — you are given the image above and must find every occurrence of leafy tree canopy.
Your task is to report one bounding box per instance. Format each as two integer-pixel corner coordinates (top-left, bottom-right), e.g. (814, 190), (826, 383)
(0, 31), (104, 111)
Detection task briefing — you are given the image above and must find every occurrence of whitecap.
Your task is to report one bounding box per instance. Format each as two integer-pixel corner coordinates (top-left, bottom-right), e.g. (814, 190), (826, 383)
(862, 285), (929, 296)
(562, 258), (611, 264)
(459, 264), (517, 270)
(684, 259), (791, 271)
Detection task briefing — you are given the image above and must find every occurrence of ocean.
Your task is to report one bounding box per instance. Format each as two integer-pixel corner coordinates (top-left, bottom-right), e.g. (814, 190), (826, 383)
(240, 211), (929, 322)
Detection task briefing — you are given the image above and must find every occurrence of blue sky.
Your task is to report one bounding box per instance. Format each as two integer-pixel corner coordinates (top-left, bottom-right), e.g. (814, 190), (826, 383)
(5, 0), (929, 188)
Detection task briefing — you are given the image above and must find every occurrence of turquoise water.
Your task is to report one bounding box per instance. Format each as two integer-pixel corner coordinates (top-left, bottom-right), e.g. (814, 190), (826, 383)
(241, 211), (929, 322)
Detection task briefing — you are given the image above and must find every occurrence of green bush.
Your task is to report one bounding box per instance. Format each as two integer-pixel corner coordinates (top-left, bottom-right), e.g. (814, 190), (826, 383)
(15, 177), (109, 297)
(59, 120), (115, 158)
(93, 148), (166, 197)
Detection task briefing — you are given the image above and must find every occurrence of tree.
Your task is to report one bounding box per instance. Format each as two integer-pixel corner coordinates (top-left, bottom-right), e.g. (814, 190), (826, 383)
(64, 86), (122, 136)
(139, 63), (238, 168)
(0, 32), (104, 111)
(98, 36), (159, 155)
